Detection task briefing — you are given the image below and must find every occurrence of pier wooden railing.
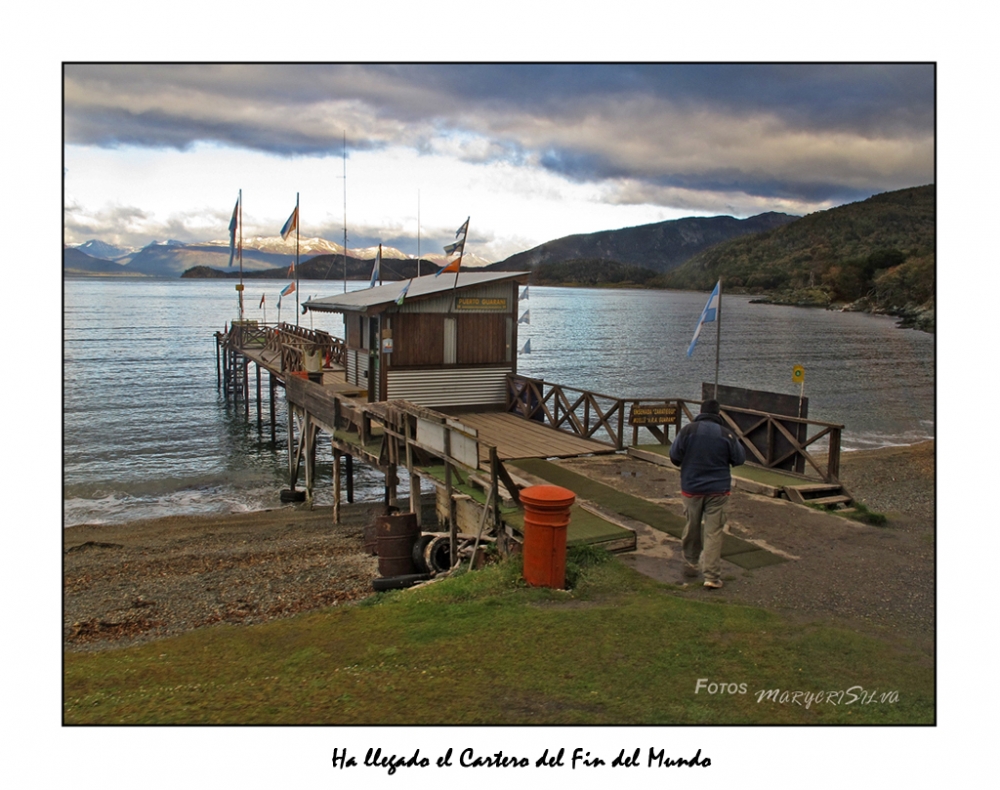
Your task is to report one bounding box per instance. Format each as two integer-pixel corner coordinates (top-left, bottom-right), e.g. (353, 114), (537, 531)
(505, 375), (845, 483)
(506, 374), (684, 450)
(675, 399), (844, 482)
(228, 322), (345, 373)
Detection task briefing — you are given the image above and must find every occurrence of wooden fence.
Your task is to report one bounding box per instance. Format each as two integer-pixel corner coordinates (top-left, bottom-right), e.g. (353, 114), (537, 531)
(506, 374), (845, 483)
(506, 374), (682, 450)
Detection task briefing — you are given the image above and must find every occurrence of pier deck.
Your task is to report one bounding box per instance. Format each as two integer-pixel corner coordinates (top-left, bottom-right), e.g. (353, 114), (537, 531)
(451, 410), (617, 462)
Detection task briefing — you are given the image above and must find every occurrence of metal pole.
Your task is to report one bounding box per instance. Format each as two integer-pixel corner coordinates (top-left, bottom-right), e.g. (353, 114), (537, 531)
(343, 132), (348, 293)
(238, 189), (244, 322)
(295, 192), (300, 324)
(714, 279), (722, 399)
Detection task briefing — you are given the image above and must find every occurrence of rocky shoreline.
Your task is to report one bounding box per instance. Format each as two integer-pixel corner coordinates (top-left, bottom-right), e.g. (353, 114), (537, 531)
(64, 441), (935, 655)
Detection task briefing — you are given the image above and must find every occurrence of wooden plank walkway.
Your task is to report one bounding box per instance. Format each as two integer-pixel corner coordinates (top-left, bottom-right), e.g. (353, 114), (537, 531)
(451, 410), (617, 462)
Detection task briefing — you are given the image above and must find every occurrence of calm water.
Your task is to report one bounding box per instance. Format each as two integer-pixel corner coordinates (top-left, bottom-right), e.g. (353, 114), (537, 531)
(63, 278), (934, 527)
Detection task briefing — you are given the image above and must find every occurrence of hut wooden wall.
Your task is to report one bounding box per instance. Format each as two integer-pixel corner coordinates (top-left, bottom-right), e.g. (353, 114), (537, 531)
(391, 314), (446, 367)
(457, 313), (507, 365)
(390, 312), (509, 368)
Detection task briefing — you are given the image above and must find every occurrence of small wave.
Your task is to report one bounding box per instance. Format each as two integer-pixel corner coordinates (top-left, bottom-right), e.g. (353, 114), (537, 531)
(841, 429), (935, 452)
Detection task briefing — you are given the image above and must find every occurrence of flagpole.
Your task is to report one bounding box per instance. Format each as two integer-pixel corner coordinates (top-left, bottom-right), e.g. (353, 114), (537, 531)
(343, 132), (348, 293)
(416, 190), (421, 277)
(714, 278), (722, 399)
(379, 244), (383, 286)
(295, 192), (300, 325)
(238, 188), (244, 323)
(453, 216), (469, 292)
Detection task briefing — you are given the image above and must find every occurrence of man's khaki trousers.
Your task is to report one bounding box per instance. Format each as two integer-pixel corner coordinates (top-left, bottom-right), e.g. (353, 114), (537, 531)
(681, 494), (727, 582)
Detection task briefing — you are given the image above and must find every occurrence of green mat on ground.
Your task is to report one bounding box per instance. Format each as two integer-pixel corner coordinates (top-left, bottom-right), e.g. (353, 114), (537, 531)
(511, 458), (786, 570)
(418, 464), (631, 546)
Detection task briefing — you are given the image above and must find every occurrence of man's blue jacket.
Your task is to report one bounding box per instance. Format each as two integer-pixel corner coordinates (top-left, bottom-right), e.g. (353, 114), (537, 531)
(669, 413), (747, 495)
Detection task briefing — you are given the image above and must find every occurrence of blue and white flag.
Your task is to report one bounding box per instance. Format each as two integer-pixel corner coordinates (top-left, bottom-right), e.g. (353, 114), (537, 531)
(519, 338), (531, 354)
(395, 278), (411, 306)
(518, 309), (530, 325)
(519, 286), (529, 300)
(687, 280), (720, 357)
(227, 196), (239, 267)
(369, 245), (382, 289)
(280, 205), (298, 241)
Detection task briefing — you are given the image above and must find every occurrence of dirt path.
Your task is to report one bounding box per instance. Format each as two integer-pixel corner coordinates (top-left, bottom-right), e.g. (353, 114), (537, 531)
(556, 441), (935, 656)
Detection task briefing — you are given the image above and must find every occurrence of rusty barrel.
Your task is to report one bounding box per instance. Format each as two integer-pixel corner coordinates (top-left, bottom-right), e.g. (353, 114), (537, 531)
(376, 512), (420, 577)
(520, 485), (575, 589)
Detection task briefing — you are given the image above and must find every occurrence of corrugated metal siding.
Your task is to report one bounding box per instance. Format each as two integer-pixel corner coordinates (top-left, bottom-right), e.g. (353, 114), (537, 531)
(387, 367), (510, 407)
(395, 281), (515, 313)
(347, 349), (360, 385)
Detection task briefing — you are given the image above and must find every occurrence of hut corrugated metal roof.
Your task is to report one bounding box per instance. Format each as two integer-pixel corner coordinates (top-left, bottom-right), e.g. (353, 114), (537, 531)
(302, 271), (529, 315)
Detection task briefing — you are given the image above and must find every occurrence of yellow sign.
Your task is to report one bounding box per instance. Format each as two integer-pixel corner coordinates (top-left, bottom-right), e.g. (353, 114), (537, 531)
(235, 283), (244, 292)
(792, 365), (805, 383)
(628, 404), (680, 426)
(455, 296), (509, 312)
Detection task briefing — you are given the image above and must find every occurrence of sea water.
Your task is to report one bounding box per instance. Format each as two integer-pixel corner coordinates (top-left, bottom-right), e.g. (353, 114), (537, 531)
(63, 278), (934, 527)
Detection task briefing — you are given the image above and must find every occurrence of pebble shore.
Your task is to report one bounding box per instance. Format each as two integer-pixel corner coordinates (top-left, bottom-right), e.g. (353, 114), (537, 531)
(64, 441), (934, 655)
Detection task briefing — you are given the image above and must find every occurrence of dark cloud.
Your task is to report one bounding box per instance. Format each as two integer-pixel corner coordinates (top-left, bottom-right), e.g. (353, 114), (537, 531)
(64, 63), (934, 211)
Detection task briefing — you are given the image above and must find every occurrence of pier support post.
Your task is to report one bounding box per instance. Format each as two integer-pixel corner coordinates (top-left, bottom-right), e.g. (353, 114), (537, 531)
(256, 363), (262, 434)
(269, 372), (276, 443)
(243, 359), (250, 418)
(385, 464), (398, 511)
(216, 335), (221, 389)
(346, 454), (354, 503)
(410, 473), (421, 527)
(333, 452), (342, 525)
(287, 403), (295, 485)
(304, 413), (313, 498)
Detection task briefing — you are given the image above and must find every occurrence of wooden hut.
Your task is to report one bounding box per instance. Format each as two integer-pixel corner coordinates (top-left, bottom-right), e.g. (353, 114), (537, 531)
(302, 271), (529, 408)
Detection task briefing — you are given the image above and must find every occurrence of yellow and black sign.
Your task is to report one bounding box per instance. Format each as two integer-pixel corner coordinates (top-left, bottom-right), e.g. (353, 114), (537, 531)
(792, 365), (805, 384)
(628, 404), (680, 426)
(455, 296), (509, 312)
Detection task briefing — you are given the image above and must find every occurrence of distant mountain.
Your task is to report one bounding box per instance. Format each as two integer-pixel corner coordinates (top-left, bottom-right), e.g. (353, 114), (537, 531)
(656, 185), (935, 328)
(658, 186), (934, 292)
(488, 212), (797, 274)
(182, 253), (440, 282)
(125, 243), (299, 277)
(63, 247), (133, 275)
(71, 239), (137, 260)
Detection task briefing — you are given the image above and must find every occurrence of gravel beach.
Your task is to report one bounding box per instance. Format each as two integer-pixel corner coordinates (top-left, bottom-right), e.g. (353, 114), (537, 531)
(64, 441), (934, 656)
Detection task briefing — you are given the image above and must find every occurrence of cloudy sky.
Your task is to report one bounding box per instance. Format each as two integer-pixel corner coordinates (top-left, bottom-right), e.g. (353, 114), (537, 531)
(63, 63), (934, 262)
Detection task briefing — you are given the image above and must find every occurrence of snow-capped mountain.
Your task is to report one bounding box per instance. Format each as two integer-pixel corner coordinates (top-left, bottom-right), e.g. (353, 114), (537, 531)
(206, 235), (412, 260)
(69, 239), (138, 260)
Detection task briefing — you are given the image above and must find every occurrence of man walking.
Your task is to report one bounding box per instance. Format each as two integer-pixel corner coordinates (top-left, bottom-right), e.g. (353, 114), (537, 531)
(669, 399), (746, 589)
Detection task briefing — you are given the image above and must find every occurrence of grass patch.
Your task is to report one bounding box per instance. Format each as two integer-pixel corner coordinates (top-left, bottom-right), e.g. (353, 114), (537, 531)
(845, 502), (889, 526)
(64, 556), (932, 725)
(809, 501), (889, 526)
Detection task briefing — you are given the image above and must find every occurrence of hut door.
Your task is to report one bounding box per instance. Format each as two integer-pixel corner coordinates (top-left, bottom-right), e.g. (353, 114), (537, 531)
(367, 317), (379, 401)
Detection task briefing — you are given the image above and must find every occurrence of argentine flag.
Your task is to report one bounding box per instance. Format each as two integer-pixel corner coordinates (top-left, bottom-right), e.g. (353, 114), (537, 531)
(686, 280), (720, 357)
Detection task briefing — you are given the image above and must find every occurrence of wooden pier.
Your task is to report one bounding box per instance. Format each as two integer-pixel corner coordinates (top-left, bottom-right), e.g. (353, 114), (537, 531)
(217, 320), (852, 571)
(215, 273), (851, 572)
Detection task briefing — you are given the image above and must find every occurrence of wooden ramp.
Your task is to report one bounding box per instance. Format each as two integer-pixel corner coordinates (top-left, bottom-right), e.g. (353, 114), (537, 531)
(451, 410), (617, 462)
(628, 444), (854, 508)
